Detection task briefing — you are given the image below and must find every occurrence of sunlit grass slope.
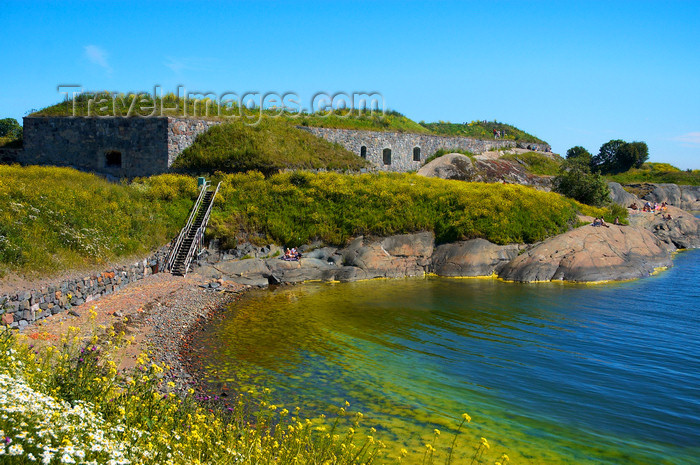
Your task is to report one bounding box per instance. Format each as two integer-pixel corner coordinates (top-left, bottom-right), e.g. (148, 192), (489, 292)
(500, 151), (563, 176)
(606, 162), (700, 186)
(0, 166), (197, 277)
(144, 171), (605, 249)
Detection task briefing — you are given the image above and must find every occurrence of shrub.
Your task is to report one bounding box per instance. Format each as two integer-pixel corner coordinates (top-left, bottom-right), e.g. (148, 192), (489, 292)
(553, 162), (611, 207)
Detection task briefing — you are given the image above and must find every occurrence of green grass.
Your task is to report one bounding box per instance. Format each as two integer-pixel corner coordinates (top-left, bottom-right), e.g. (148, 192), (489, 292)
(141, 171), (604, 249)
(606, 162), (700, 186)
(29, 95), (428, 133)
(500, 151), (563, 176)
(293, 109), (430, 133)
(30, 95), (550, 145)
(171, 120), (368, 175)
(0, 166), (197, 277)
(420, 120), (546, 144)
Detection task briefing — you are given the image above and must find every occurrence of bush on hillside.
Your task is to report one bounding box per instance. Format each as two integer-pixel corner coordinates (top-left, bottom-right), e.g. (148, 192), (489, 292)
(553, 161), (611, 207)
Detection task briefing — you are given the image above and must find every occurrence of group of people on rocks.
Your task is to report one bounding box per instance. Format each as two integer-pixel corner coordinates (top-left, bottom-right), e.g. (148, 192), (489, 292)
(629, 201), (668, 213)
(492, 129), (506, 138)
(282, 247), (302, 261)
(628, 201), (672, 220)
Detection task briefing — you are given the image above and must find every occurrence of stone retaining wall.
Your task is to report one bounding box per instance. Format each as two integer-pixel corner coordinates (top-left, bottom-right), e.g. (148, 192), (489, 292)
(0, 247), (170, 329)
(297, 127), (551, 172)
(166, 118), (221, 166)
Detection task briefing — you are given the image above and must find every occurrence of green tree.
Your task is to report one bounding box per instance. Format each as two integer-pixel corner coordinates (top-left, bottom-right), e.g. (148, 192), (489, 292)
(591, 139), (649, 174)
(565, 146), (593, 168)
(617, 141), (649, 170)
(0, 118), (22, 138)
(553, 160), (611, 207)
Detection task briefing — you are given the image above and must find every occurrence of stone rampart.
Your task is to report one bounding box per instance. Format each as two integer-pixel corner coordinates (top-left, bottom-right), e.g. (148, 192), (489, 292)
(0, 247), (170, 329)
(22, 117), (170, 178)
(297, 127), (551, 172)
(167, 118), (221, 166)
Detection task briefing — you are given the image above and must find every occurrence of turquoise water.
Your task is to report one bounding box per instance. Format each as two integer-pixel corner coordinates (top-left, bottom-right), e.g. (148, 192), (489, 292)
(196, 249), (700, 464)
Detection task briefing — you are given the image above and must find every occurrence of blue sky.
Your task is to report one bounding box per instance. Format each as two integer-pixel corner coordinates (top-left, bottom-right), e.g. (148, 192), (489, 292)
(1, 0), (699, 168)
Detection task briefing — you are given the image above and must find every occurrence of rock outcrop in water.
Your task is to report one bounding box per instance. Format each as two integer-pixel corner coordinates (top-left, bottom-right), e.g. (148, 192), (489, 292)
(429, 239), (520, 277)
(498, 224), (673, 282)
(201, 232), (527, 285)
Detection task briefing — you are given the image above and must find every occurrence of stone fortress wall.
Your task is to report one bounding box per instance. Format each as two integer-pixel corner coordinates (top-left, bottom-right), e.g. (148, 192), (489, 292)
(16, 117), (551, 177)
(298, 127), (552, 172)
(19, 117), (221, 178)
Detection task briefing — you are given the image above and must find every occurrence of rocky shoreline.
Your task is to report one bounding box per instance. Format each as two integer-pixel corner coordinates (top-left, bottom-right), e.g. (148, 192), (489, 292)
(196, 204), (699, 286)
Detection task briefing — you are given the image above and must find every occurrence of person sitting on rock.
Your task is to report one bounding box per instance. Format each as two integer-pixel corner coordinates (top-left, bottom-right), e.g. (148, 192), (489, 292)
(291, 248), (301, 260)
(592, 217), (602, 227)
(614, 216), (620, 225)
(630, 202), (638, 210)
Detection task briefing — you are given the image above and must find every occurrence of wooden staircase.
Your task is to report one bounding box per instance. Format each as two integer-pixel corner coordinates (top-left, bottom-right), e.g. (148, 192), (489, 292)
(166, 180), (221, 276)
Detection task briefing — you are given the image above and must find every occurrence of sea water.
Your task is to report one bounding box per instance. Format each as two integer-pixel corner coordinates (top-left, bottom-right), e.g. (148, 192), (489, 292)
(196, 248), (700, 464)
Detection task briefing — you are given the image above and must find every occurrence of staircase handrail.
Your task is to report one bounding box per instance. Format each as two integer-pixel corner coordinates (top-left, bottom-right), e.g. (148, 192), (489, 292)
(181, 182), (221, 276)
(166, 181), (209, 270)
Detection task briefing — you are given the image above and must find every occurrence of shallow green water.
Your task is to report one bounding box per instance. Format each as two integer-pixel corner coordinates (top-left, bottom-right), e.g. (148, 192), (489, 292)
(196, 250), (700, 464)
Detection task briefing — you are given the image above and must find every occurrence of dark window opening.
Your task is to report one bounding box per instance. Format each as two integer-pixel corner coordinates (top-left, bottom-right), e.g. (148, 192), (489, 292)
(413, 147), (421, 161)
(383, 148), (391, 165)
(105, 150), (122, 168)
(360, 146), (367, 159)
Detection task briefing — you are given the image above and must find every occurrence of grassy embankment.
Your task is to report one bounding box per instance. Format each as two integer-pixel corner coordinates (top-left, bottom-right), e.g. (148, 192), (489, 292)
(420, 121), (545, 144)
(1, 166), (610, 277)
(606, 162), (700, 186)
(30, 94), (540, 141)
(0, 166), (196, 278)
(170, 119), (368, 176)
(199, 171), (604, 249)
